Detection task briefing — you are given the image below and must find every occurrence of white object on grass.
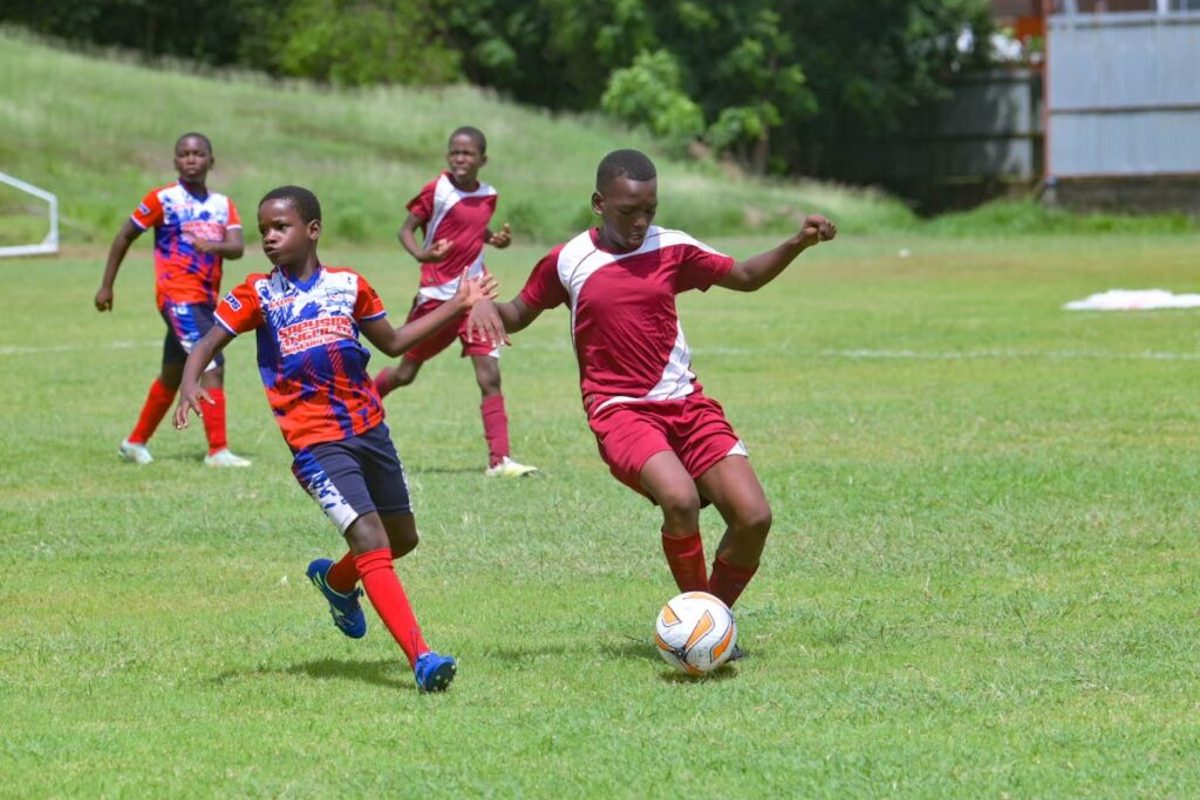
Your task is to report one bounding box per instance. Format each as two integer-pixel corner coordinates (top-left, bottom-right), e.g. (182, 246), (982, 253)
(1064, 289), (1200, 311)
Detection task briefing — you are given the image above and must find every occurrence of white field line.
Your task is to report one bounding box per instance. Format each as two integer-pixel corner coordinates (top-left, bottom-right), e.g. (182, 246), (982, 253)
(2, 340), (1198, 362)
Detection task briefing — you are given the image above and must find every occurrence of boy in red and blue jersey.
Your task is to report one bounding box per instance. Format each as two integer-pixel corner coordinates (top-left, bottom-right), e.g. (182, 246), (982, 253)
(95, 132), (251, 468)
(175, 185), (497, 693)
(373, 126), (538, 478)
(468, 150), (836, 639)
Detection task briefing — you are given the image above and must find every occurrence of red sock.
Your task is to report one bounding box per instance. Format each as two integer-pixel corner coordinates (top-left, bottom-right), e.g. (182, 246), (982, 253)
(201, 386), (228, 454)
(373, 368), (393, 399)
(128, 378), (176, 444)
(708, 554), (758, 608)
(326, 551), (358, 593)
(481, 394), (510, 467)
(354, 548), (429, 668)
(661, 531), (708, 592)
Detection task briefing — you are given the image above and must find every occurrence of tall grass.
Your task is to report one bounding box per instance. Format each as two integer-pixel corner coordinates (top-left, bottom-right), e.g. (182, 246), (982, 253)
(0, 28), (914, 246)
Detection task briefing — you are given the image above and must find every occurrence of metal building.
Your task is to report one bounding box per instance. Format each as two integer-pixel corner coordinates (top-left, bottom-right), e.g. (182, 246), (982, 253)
(1046, 0), (1200, 211)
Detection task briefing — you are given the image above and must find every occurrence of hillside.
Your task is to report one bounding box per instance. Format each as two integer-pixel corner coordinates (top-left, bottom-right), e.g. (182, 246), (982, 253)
(0, 29), (914, 247)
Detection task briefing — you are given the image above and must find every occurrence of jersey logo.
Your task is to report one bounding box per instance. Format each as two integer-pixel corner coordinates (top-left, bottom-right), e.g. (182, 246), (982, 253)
(137, 203), (151, 215)
(224, 293), (242, 310)
(278, 317), (353, 356)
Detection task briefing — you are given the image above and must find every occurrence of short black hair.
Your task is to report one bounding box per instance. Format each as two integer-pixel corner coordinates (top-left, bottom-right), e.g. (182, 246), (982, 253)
(176, 131), (213, 154)
(596, 149), (656, 190)
(449, 126), (487, 154)
(259, 185), (322, 223)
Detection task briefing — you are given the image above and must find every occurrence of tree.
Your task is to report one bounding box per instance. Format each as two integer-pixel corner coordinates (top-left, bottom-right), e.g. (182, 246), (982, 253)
(600, 50), (704, 154)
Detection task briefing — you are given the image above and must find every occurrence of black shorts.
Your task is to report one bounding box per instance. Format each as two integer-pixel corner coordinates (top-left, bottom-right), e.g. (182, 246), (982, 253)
(290, 424), (413, 534)
(160, 301), (225, 369)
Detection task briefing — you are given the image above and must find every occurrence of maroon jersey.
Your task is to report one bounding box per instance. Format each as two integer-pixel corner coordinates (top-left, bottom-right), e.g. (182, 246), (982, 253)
(518, 226), (734, 415)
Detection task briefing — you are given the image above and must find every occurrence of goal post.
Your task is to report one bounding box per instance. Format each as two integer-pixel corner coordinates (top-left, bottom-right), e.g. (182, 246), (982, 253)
(0, 171), (59, 257)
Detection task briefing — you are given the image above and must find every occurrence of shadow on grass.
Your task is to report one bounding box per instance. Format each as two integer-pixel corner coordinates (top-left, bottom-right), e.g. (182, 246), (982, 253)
(482, 635), (682, 666)
(212, 657), (412, 691)
(407, 465), (485, 476)
(659, 665), (739, 685)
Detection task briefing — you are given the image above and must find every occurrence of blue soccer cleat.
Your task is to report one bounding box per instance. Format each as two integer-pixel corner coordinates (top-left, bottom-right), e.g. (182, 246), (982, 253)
(306, 558), (367, 639)
(414, 651), (457, 693)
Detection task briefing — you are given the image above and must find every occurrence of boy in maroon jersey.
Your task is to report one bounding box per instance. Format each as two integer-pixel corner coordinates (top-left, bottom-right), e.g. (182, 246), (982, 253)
(373, 126), (538, 478)
(175, 185), (498, 692)
(95, 132), (251, 468)
(468, 149), (836, 628)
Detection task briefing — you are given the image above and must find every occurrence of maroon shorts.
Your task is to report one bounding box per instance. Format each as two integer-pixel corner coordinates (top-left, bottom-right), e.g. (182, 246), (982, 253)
(403, 296), (498, 363)
(587, 392), (746, 498)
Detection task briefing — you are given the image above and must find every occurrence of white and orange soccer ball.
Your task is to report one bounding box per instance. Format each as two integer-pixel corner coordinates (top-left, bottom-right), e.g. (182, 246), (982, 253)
(654, 591), (737, 675)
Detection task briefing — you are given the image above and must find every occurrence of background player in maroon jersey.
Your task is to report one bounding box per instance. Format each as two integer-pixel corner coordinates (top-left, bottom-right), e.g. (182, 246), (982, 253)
(373, 126), (538, 478)
(467, 149), (836, 634)
(94, 132), (251, 468)
(174, 185), (498, 692)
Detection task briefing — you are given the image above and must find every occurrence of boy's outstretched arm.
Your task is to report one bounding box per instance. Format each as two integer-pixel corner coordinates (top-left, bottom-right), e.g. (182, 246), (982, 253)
(95, 219), (142, 311)
(465, 296), (541, 347)
(718, 214), (837, 292)
(362, 271), (498, 357)
(174, 326), (235, 430)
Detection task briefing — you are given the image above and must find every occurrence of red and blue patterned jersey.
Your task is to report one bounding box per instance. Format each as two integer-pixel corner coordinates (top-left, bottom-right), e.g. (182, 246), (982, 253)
(131, 182), (242, 310)
(214, 265), (386, 450)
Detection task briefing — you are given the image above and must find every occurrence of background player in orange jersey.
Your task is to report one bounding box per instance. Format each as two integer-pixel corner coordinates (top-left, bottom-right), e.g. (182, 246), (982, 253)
(373, 126), (539, 478)
(468, 149), (836, 633)
(175, 185), (499, 692)
(94, 132), (251, 468)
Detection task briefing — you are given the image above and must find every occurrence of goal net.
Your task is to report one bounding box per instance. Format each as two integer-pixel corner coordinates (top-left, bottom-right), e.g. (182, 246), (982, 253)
(0, 171), (58, 257)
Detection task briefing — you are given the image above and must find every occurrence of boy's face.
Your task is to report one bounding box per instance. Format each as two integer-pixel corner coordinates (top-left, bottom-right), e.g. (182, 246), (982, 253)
(174, 136), (213, 183)
(592, 176), (658, 251)
(258, 199), (319, 268)
(446, 134), (486, 185)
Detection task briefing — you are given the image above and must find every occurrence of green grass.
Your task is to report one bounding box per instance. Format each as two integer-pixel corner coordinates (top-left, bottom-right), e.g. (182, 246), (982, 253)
(3, 231), (1199, 797)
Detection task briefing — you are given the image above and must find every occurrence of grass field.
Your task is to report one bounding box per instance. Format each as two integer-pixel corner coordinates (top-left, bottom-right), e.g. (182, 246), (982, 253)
(3, 230), (1199, 797)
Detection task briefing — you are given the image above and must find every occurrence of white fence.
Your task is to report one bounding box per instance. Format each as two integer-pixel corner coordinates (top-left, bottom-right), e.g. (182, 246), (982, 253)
(1047, 7), (1200, 178)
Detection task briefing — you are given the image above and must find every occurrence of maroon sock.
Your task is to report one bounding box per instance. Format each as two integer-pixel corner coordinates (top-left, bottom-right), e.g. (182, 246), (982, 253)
(354, 548), (429, 668)
(661, 531), (708, 592)
(708, 554), (758, 608)
(129, 378), (176, 444)
(326, 551), (358, 594)
(373, 368), (393, 399)
(201, 387), (228, 454)
(481, 394), (510, 467)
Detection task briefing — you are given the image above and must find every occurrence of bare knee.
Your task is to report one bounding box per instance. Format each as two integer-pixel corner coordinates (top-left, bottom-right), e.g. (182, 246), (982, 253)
(733, 502), (772, 544)
(656, 484), (702, 527)
(344, 514), (389, 555)
(390, 529), (419, 559)
(381, 513), (419, 559)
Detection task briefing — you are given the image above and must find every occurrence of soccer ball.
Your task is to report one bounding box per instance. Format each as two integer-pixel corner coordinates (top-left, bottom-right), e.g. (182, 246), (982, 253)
(654, 591), (737, 675)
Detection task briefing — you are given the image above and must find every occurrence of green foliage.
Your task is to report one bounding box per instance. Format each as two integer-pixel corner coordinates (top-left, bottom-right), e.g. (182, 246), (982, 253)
(600, 50), (704, 154)
(270, 0), (459, 86)
(0, 30), (919, 247)
(2, 0), (1002, 186)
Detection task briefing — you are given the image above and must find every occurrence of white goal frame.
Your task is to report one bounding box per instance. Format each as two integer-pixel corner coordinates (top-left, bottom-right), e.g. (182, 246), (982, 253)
(0, 171), (59, 257)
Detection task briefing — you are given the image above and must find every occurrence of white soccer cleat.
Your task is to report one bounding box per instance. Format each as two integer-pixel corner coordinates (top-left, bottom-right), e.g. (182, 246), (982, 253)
(204, 448), (252, 468)
(484, 456), (539, 478)
(118, 439), (154, 465)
